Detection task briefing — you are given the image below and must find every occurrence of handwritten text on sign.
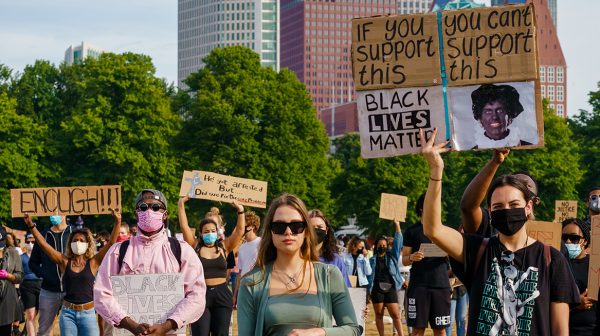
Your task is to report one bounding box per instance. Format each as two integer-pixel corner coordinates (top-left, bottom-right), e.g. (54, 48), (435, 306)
(10, 185), (121, 218)
(357, 86), (446, 158)
(525, 220), (561, 250)
(442, 4), (537, 86)
(554, 200), (577, 223)
(588, 216), (600, 300)
(111, 273), (185, 335)
(179, 171), (268, 208)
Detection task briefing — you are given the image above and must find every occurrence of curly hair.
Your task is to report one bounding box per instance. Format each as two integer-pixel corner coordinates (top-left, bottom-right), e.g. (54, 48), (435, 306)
(245, 211), (261, 233)
(66, 228), (97, 260)
(472, 84), (524, 121)
(205, 207), (224, 227)
(308, 209), (339, 262)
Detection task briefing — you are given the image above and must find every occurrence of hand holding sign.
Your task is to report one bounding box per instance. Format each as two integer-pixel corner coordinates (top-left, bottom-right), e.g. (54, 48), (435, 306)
(179, 171), (267, 208)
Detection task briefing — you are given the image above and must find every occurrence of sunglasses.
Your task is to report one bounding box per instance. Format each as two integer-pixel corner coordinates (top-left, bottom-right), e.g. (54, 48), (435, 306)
(562, 234), (584, 244)
(137, 203), (165, 212)
(591, 195), (599, 201)
(271, 221), (306, 235)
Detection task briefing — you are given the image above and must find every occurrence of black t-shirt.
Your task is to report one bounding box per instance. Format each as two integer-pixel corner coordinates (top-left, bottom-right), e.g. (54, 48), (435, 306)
(374, 255), (393, 284)
(351, 254), (359, 276)
(569, 255), (596, 335)
(457, 234), (580, 335)
(403, 222), (449, 288)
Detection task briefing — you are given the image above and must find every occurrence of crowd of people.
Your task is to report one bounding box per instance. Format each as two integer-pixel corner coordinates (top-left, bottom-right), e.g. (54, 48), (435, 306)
(0, 136), (599, 335)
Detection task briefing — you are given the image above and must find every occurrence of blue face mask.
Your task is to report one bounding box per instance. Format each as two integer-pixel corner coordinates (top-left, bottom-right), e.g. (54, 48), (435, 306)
(565, 243), (582, 259)
(202, 232), (218, 245)
(49, 216), (63, 226)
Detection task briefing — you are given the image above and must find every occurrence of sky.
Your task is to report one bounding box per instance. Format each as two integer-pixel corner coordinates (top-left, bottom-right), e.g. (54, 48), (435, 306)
(0, 0), (598, 117)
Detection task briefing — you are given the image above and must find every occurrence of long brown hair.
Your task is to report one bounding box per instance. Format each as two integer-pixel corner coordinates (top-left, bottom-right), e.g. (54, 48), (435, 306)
(250, 193), (319, 286)
(308, 209), (338, 262)
(65, 228), (97, 260)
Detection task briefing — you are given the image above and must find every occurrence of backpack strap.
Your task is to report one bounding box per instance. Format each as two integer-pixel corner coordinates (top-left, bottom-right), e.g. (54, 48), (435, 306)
(117, 237), (182, 273)
(543, 243), (551, 268)
(473, 238), (490, 274)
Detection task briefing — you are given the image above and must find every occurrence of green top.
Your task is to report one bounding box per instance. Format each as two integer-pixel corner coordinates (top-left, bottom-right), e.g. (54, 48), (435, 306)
(237, 262), (361, 336)
(264, 293), (320, 335)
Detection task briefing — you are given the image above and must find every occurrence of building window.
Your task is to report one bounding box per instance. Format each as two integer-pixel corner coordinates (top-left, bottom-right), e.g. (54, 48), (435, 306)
(556, 85), (564, 102)
(539, 66), (545, 83)
(541, 85), (546, 98)
(549, 103), (555, 111)
(556, 104), (564, 117)
(547, 85), (555, 101)
(547, 66), (555, 83)
(556, 66), (564, 83)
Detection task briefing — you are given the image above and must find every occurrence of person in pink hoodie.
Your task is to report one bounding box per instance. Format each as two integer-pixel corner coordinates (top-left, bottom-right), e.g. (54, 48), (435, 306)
(94, 189), (206, 336)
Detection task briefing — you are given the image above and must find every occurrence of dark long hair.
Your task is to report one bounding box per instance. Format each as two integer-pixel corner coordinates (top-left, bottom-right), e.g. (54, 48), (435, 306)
(308, 209), (338, 262)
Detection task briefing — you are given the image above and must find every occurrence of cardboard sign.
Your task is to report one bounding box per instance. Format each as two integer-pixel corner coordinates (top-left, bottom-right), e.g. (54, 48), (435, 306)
(588, 216), (600, 300)
(554, 200), (578, 223)
(357, 86), (447, 158)
(348, 288), (367, 336)
(525, 220), (561, 250)
(10, 185), (121, 218)
(351, 4), (543, 158)
(442, 5), (537, 87)
(111, 273), (185, 335)
(351, 13), (441, 91)
(179, 170), (267, 208)
(419, 243), (448, 257)
(379, 193), (408, 221)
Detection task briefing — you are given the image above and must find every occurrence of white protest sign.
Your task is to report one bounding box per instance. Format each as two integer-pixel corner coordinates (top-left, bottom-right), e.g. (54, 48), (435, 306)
(111, 273), (185, 335)
(357, 86), (447, 158)
(349, 288), (367, 335)
(419, 243), (447, 257)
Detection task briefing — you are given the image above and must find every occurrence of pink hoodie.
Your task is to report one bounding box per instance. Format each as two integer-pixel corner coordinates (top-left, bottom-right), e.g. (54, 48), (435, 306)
(93, 229), (206, 334)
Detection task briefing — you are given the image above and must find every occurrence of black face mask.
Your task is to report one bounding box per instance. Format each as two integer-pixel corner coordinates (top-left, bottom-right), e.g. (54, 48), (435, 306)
(314, 229), (327, 244)
(377, 246), (387, 255)
(490, 208), (528, 236)
(356, 248), (364, 255)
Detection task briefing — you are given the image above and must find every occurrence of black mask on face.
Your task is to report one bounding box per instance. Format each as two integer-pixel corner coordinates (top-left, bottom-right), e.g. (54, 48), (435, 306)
(315, 228), (327, 244)
(490, 208), (528, 236)
(377, 246), (387, 255)
(356, 248), (364, 255)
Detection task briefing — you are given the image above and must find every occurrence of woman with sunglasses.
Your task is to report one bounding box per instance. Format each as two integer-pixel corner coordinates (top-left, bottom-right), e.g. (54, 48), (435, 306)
(237, 193), (361, 336)
(561, 218), (596, 335)
(418, 128), (580, 335)
(308, 209), (352, 287)
(178, 196), (246, 336)
(24, 210), (120, 335)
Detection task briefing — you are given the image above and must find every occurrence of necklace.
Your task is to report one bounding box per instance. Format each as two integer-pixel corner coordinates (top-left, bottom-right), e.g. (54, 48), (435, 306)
(274, 262), (304, 290)
(501, 235), (528, 280)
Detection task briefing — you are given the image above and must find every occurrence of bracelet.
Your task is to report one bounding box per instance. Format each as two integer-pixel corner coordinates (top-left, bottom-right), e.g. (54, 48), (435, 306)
(27, 223), (36, 230)
(430, 176), (442, 181)
(237, 211), (245, 215)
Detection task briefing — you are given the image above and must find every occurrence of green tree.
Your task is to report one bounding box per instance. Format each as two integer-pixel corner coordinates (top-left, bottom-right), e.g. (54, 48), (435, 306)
(55, 53), (181, 227)
(0, 91), (48, 220)
(570, 82), (600, 204)
(175, 46), (334, 221)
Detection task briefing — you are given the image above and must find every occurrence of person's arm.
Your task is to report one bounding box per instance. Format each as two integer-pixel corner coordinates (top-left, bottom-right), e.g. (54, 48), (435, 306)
(401, 246), (424, 266)
(92, 208), (121, 271)
(223, 201), (246, 252)
(177, 196), (198, 247)
(419, 129), (464, 262)
(322, 266), (361, 336)
(237, 275), (258, 336)
(361, 249), (372, 276)
(233, 271), (242, 309)
(24, 214), (67, 269)
(391, 220), (402, 260)
(550, 302), (569, 335)
(336, 255), (352, 288)
(0, 249), (23, 284)
(460, 149), (509, 233)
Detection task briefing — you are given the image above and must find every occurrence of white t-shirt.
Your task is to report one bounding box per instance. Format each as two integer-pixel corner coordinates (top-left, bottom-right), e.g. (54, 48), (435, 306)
(238, 237), (261, 276)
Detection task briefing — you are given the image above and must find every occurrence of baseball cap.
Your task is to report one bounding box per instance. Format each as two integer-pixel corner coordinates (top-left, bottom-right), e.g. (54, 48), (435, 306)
(135, 189), (168, 209)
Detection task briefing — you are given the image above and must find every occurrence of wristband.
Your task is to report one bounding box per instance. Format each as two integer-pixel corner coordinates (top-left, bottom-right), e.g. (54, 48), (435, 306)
(430, 176), (442, 181)
(28, 222), (36, 230)
(237, 211), (245, 215)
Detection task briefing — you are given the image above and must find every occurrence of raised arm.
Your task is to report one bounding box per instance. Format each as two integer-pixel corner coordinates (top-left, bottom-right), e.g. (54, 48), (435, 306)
(92, 208), (121, 270)
(419, 129), (464, 262)
(460, 149), (509, 233)
(24, 214), (67, 268)
(178, 196), (198, 247)
(223, 201), (246, 253)
(391, 220), (402, 260)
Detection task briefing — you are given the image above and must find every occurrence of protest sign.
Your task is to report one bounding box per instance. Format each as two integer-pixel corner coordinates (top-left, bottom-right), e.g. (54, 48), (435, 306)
(351, 13), (441, 91)
(179, 170), (267, 208)
(554, 200), (577, 223)
(111, 273), (185, 335)
(588, 216), (600, 300)
(348, 288), (367, 335)
(379, 193), (408, 222)
(357, 86), (447, 158)
(351, 3), (543, 158)
(525, 220), (561, 250)
(420, 243), (448, 257)
(10, 185), (121, 218)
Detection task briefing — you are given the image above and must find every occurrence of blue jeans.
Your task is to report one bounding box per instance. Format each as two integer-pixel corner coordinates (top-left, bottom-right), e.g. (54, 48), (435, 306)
(445, 293), (468, 336)
(59, 306), (99, 336)
(38, 288), (65, 336)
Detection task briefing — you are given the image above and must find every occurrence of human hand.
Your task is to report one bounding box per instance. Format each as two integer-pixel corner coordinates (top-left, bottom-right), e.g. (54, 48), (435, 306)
(363, 306), (370, 320)
(362, 248), (369, 257)
(231, 200), (244, 213)
(178, 196), (190, 206)
(0, 269), (8, 279)
(287, 328), (326, 336)
(109, 208), (122, 225)
(492, 148), (510, 164)
(410, 251), (425, 263)
(24, 213), (35, 229)
(118, 317), (149, 335)
(578, 289), (594, 310)
(419, 128), (450, 170)
(143, 320), (176, 335)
